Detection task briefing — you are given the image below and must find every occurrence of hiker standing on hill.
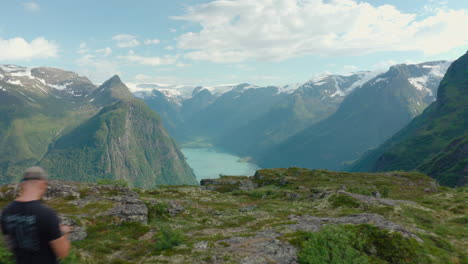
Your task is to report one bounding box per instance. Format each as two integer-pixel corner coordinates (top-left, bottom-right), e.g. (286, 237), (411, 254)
(1, 167), (72, 263)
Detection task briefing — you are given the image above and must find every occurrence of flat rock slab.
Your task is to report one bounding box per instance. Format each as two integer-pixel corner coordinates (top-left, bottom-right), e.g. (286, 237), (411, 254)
(220, 230), (298, 264)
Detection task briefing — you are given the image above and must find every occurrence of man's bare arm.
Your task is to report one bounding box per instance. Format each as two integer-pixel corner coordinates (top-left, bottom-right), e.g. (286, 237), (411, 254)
(49, 225), (72, 259)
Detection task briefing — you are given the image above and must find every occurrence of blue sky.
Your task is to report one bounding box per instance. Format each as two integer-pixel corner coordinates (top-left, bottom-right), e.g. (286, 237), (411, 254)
(1, 0), (467, 87)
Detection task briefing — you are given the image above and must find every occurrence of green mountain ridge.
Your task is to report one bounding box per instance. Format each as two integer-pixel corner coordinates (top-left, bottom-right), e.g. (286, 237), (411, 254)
(39, 98), (197, 186)
(0, 68), (196, 187)
(350, 51), (468, 186)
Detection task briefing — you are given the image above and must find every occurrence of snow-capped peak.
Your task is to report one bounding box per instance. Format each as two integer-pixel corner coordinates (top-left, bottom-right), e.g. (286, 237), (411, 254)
(0, 65), (95, 97)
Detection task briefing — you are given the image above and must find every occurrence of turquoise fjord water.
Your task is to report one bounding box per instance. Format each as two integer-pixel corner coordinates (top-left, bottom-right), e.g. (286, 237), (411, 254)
(181, 148), (260, 181)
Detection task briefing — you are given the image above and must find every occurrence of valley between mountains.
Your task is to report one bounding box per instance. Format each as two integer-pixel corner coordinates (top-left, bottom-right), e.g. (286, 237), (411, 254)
(0, 51), (466, 263)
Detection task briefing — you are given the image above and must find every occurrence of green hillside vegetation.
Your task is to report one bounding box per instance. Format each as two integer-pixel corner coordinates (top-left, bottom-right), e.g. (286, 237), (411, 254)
(351, 51), (468, 187)
(0, 168), (465, 263)
(40, 98), (197, 187)
(0, 73), (196, 187)
(0, 80), (97, 183)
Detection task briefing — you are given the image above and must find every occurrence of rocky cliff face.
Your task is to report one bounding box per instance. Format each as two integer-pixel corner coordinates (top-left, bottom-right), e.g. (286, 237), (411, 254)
(1, 168), (465, 263)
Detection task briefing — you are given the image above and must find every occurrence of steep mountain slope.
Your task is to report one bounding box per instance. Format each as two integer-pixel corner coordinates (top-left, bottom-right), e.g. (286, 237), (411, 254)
(350, 52), (468, 186)
(0, 66), (99, 183)
(260, 61), (450, 171)
(0, 66), (196, 186)
(39, 95), (196, 186)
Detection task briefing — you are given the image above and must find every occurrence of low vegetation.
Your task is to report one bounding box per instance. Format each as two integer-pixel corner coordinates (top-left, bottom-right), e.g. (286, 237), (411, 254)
(0, 168), (466, 263)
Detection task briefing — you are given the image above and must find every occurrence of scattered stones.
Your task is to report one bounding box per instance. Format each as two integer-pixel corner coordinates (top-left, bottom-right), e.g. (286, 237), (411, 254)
(201, 177), (258, 192)
(309, 188), (331, 199)
(44, 181), (81, 200)
(285, 192), (301, 199)
(167, 201), (185, 216)
(253, 171), (289, 187)
(220, 230), (298, 264)
(194, 241), (209, 249)
(239, 205), (257, 212)
(95, 184), (138, 198)
(338, 191), (415, 206)
(59, 215), (87, 241)
(103, 196), (148, 223)
(287, 213), (421, 242)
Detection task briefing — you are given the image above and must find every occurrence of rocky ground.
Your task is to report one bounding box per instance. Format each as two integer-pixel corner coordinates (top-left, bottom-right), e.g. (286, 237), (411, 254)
(0, 168), (466, 263)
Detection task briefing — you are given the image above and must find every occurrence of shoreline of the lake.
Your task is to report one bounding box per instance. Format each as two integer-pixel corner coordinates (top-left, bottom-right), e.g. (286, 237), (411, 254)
(181, 147), (260, 181)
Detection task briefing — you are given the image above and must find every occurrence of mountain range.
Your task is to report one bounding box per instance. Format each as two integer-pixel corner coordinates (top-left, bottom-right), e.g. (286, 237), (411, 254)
(0, 65), (196, 187)
(350, 52), (468, 187)
(134, 60), (452, 175)
(261, 60), (451, 171)
(1, 52), (464, 187)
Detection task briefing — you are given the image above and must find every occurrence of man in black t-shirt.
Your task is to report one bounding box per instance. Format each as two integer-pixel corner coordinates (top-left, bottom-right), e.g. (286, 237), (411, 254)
(1, 167), (72, 263)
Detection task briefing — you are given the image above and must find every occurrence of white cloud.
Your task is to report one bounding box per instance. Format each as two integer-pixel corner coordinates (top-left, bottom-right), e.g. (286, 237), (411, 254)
(174, 0), (468, 63)
(164, 46), (175, 50)
(78, 42), (88, 54)
(0, 37), (58, 60)
(170, 28), (177, 33)
(343, 65), (357, 71)
(373, 60), (398, 71)
(22, 2), (39, 12)
(118, 52), (178, 66)
(112, 34), (140, 48)
(423, 0), (448, 14)
(144, 39), (160, 45)
(176, 63), (191, 68)
(76, 54), (120, 83)
(96, 47), (112, 56)
(133, 74), (180, 84)
(250, 75), (281, 80)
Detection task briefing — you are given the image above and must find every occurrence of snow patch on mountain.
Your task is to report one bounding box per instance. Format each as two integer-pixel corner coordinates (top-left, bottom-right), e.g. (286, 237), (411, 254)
(408, 76), (433, 96)
(345, 71), (383, 93)
(48, 81), (73, 90)
(330, 76), (345, 97)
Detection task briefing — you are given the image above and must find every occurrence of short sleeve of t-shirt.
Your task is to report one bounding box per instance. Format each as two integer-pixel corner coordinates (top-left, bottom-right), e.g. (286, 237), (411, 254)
(42, 210), (62, 242)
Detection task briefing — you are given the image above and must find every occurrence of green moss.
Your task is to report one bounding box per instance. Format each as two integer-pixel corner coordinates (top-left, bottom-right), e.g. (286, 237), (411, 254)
(329, 194), (361, 208)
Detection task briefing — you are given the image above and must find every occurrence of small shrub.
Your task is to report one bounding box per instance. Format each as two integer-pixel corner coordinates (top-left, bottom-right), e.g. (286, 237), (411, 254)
(297, 224), (432, 264)
(329, 194), (361, 208)
(348, 187), (373, 196)
(379, 186), (390, 198)
(297, 226), (368, 264)
(449, 216), (468, 224)
(147, 202), (169, 222)
(155, 226), (184, 251)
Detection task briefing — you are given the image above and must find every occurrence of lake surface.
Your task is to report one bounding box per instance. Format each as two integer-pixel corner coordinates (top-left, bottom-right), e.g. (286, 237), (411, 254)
(182, 148), (260, 181)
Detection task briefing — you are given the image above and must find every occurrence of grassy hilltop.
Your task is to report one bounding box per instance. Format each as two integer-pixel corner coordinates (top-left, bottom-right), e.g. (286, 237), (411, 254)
(0, 168), (466, 263)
